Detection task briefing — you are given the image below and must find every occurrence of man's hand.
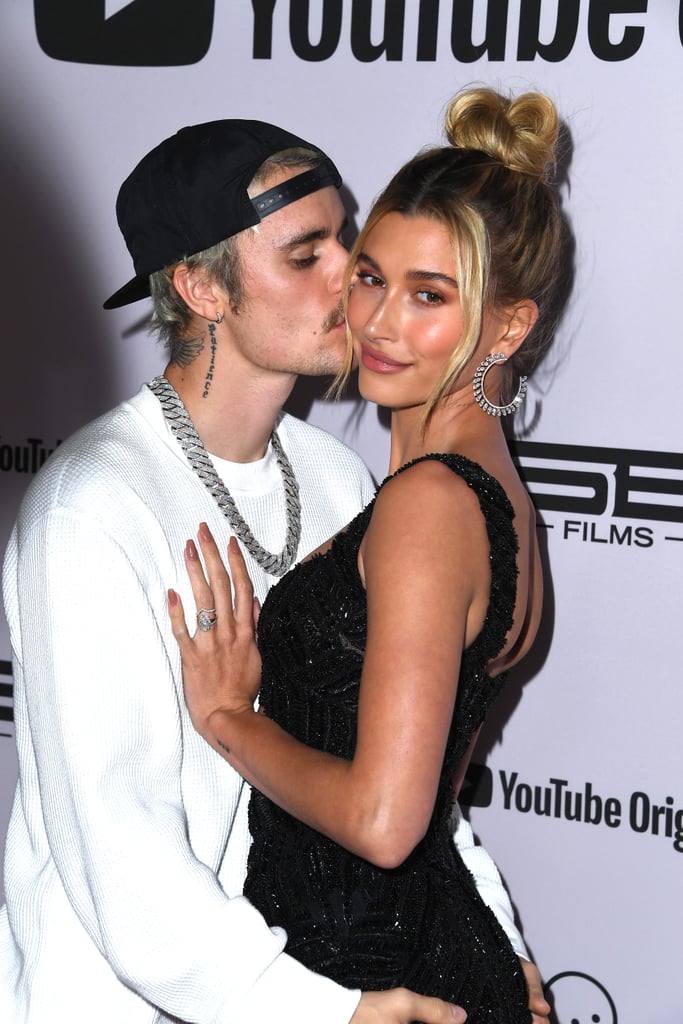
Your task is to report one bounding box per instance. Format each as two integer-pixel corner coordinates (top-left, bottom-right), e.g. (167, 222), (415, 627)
(520, 959), (551, 1023)
(352, 989), (466, 1024)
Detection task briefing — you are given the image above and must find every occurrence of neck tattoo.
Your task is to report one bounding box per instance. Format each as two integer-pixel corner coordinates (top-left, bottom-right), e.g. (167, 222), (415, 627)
(148, 375), (302, 577)
(202, 323), (218, 399)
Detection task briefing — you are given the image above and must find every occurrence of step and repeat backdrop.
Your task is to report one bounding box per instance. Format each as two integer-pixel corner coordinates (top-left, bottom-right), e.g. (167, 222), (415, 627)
(1, 3), (681, 1020)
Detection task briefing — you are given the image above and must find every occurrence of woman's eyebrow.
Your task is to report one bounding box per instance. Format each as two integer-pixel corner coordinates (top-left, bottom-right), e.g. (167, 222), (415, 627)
(357, 251), (457, 289)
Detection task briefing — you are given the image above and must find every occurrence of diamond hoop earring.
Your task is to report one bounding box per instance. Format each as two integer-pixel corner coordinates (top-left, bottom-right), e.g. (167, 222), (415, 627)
(215, 311), (224, 324)
(473, 352), (527, 417)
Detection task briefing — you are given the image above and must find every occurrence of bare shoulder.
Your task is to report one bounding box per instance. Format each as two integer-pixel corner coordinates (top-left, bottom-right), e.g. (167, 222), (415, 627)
(380, 457), (483, 510)
(367, 458), (488, 556)
(360, 458), (493, 644)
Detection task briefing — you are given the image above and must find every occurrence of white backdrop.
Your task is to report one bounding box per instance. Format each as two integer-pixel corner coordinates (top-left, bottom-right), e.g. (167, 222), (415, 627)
(1, 3), (681, 1021)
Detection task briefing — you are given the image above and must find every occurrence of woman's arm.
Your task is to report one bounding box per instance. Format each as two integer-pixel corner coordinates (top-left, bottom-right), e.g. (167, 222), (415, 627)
(170, 460), (491, 868)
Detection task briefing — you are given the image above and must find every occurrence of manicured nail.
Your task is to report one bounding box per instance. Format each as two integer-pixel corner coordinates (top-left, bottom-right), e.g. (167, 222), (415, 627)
(198, 522), (211, 542)
(186, 540), (198, 560)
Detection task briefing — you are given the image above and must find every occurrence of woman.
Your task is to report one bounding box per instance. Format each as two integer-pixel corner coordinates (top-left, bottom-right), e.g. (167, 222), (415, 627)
(169, 87), (563, 1020)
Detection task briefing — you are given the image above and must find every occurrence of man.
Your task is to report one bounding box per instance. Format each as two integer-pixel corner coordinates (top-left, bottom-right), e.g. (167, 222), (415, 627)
(0, 120), (549, 1022)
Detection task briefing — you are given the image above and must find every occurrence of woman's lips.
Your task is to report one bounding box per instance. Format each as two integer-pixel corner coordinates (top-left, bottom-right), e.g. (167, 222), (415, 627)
(360, 345), (409, 373)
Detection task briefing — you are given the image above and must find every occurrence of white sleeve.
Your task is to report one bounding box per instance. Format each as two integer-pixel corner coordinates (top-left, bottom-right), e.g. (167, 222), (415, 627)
(360, 465), (378, 505)
(451, 802), (529, 960)
(11, 509), (360, 1024)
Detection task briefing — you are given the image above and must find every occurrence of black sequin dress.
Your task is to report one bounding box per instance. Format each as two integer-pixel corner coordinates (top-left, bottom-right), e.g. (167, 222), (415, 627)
(244, 454), (530, 1022)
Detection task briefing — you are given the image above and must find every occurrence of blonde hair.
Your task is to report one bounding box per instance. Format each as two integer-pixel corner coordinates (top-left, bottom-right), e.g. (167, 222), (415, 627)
(334, 87), (562, 423)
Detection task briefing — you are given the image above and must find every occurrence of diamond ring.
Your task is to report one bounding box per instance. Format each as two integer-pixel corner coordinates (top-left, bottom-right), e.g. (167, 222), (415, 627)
(196, 607), (218, 632)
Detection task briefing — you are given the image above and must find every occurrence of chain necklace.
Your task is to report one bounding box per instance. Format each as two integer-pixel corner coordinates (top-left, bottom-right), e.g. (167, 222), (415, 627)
(148, 375), (301, 577)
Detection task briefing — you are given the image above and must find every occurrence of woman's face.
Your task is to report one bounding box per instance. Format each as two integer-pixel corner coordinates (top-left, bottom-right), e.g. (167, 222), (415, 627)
(347, 212), (470, 411)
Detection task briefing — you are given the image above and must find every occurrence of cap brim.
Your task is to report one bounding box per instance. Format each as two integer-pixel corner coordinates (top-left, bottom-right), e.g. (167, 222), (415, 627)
(103, 273), (152, 310)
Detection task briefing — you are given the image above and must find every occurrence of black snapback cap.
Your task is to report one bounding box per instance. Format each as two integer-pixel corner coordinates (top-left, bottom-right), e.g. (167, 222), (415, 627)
(103, 119), (341, 309)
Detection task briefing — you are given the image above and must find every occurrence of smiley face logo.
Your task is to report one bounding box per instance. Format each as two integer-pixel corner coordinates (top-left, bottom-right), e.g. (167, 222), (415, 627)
(544, 971), (618, 1024)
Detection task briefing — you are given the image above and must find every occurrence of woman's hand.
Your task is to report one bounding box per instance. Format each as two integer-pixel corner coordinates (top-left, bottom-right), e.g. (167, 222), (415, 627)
(168, 523), (262, 744)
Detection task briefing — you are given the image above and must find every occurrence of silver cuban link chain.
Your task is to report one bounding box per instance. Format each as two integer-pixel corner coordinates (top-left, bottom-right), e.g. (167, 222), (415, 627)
(148, 375), (301, 577)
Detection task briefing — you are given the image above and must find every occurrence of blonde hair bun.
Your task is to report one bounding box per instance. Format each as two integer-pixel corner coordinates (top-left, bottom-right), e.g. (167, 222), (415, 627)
(444, 87), (559, 180)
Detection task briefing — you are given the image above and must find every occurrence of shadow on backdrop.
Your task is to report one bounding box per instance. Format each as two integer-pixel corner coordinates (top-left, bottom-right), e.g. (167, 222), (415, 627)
(0, 99), (121, 446)
(464, 117), (577, 764)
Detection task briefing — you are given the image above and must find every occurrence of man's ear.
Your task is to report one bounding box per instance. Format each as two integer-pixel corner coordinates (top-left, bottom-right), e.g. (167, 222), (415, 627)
(172, 264), (222, 322)
(495, 299), (539, 358)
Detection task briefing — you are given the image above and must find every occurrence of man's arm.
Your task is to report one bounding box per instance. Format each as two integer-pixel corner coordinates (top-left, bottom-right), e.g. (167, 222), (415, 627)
(451, 807), (550, 1022)
(9, 514), (297, 1020)
(451, 808), (527, 955)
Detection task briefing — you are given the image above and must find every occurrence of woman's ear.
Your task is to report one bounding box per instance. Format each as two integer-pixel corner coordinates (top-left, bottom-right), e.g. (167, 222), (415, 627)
(496, 299), (539, 358)
(172, 264), (221, 322)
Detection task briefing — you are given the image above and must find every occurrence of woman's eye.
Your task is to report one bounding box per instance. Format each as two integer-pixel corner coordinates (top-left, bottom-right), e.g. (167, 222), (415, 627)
(417, 289), (444, 304)
(357, 271), (384, 288)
